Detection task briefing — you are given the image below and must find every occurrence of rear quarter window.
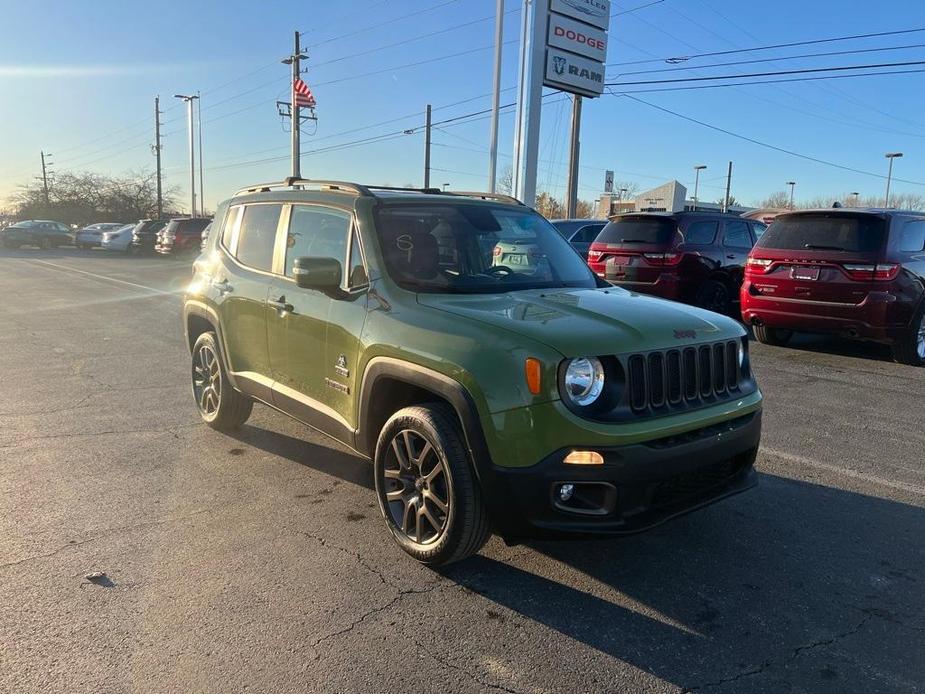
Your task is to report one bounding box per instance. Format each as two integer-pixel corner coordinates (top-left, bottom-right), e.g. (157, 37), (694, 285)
(900, 220), (925, 253)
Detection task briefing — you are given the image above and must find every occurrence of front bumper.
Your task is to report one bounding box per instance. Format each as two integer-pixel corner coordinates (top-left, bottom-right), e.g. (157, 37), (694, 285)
(479, 409), (761, 540)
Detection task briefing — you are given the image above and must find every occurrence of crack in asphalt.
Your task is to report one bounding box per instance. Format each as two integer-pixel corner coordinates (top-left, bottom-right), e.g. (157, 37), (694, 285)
(416, 640), (533, 694)
(0, 422), (200, 448)
(682, 615), (873, 692)
(0, 508), (211, 571)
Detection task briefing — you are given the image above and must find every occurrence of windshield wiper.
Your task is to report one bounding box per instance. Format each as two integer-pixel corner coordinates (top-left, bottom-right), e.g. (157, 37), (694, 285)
(803, 243), (848, 251)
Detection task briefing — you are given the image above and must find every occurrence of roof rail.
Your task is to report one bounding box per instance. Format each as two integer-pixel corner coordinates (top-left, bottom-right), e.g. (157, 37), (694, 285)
(446, 191), (525, 206)
(233, 178), (372, 197)
(364, 184), (444, 195)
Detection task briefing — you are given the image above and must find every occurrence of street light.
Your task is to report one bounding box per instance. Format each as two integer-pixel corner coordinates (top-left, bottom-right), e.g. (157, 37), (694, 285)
(851, 192), (860, 207)
(884, 152), (903, 208)
(693, 165), (707, 211)
(442, 183), (450, 191)
(787, 181), (796, 210)
(175, 94), (200, 217)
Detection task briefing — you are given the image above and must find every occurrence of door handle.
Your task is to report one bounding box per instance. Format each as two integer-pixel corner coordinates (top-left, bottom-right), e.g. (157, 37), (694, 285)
(212, 279), (233, 295)
(268, 296), (294, 313)
(726, 254), (736, 260)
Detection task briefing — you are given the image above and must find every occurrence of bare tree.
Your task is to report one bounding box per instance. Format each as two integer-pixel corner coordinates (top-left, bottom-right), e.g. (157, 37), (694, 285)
(497, 166), (514, 196)
(759, 191), (791, 208)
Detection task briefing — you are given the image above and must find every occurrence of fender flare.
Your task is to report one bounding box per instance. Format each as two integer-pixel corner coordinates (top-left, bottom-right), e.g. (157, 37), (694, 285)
(183, 300), (239, 390)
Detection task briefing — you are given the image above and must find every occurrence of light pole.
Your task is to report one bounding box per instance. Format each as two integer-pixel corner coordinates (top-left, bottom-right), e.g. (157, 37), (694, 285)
(174, 94), (200, 217)
(851, 191), (860, 207)
(885, 152), (903, 207)
(693, 164), (706, 211)
(442, 183), (450, 191)
(787, 181), (796, 210)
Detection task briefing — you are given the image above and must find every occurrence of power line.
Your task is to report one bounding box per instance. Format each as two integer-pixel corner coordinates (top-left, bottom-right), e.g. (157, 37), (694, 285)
(606, 59), (925, 86)
(301, 0), (461, 48)
(620, 93), (925, 187)
(607, 27), (925, 67)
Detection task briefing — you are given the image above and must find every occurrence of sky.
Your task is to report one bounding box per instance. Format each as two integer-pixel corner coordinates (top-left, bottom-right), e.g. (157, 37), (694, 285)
(2, 0), (925, 214)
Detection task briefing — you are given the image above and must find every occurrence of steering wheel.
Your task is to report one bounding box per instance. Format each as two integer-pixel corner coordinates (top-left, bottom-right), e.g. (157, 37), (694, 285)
(485, 265), (515, 277)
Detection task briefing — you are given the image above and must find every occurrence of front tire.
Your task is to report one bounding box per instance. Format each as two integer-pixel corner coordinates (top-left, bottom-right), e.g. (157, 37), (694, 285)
(374, 403), (491, 566)
(191, 332), (252, 430)
(893, 308), (925, 366)
(753, 325), (794, 347)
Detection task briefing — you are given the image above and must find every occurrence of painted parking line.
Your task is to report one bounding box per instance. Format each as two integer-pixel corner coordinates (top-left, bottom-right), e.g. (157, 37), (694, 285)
(27, 259), (180, 295)
(762, 446), (925, 497)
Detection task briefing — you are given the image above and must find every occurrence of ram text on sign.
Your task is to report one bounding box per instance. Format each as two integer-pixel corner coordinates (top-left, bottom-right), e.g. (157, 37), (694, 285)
(548, 12), (608, 62)
(544, 47), (605, 98)
(549, 0), (611, 31)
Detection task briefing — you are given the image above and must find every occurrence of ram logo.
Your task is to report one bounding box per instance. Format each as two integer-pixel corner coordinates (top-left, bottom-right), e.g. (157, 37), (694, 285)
(553, 56), (567, 75)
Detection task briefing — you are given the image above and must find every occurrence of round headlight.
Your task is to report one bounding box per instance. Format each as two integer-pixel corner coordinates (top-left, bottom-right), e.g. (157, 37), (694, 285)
(564, 357), (605, 407)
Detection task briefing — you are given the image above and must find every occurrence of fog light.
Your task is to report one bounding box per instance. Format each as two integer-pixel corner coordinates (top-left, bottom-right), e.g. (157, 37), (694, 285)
(563, 450), (604, 465)
(558, 484), (575, 502)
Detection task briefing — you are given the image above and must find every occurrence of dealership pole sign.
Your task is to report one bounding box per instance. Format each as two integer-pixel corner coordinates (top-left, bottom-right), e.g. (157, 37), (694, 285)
(543, 0), (610, 97)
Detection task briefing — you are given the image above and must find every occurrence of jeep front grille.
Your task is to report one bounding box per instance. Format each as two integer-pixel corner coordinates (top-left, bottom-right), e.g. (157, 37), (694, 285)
(626, 340), (742, 414)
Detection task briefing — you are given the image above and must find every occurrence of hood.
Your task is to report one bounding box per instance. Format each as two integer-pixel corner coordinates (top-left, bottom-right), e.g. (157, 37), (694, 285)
(417, 287), (743, 357)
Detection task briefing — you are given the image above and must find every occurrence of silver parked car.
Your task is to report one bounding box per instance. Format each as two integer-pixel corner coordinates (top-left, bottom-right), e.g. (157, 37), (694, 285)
(76, 223), (125, 250)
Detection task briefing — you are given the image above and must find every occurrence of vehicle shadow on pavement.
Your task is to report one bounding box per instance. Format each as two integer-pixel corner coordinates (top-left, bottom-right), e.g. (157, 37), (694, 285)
(444, 473), (925, 691)
(228, 424), (375, 490)
(745, 327), (895, 364)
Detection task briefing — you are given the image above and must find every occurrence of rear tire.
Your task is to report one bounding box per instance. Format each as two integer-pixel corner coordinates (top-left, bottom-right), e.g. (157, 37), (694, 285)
(374, 403), (491, 566)
(695, 279), (731, 316)
(893, 308), (925, 367)
(191, 332), (253, 430)
(753, 325), (794, 347)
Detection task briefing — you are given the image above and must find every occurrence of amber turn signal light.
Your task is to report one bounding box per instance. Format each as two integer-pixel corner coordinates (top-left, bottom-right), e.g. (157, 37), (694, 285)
(563, 450), (604, 466)
(525, 358), (542, 395)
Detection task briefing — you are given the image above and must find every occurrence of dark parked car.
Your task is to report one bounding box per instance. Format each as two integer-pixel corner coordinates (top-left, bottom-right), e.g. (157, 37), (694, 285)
(130, 219), (169, 253)
(1, 220), (72, 249)
(741, 208), (925, 365)
(588, 212), (767, 315)
(155, 217), (212, 255)
(551, 219), (607, 260)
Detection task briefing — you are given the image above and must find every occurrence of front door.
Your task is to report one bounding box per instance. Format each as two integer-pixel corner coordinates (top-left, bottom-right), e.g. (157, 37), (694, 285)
(268, 204), (366, 444)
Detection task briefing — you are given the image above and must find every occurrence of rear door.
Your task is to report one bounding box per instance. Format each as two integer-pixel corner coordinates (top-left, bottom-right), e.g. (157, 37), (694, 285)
(215, 202), (282, 401)
(747, 212), (889, 304)
(720, 219), (755, 288)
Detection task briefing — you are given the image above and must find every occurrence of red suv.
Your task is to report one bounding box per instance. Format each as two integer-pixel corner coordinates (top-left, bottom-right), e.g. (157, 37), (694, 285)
(155, 217), (212, 256)
(741, 209), (925, 366)
(587, 212), (767, 315)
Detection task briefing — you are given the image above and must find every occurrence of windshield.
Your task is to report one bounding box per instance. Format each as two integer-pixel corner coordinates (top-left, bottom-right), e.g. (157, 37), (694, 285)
(596, 216), (679, 245)
(375, 204), (596, 293)
(758, 213), (887, 253)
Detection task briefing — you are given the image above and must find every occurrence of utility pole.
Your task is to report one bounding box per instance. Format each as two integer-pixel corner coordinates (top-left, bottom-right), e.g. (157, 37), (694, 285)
(487, 0), (504, 193)
(280, 32), (312, 180)
(851, 191), (860, 207)
(723, 161), (733, 213)
(197, 91), (204, 215)
(565, 95), (582, 218)
(174, 94), (199, 216)
(39, 150), (51, 203)
(693, 164), (706, 211)
(424, 104), (432, 189)
(153, 96), (163, 219)
(787, 181), (796, 210)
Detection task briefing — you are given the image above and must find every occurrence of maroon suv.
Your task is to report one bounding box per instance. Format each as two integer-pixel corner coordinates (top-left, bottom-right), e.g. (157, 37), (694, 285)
(741, 209), (925, 366)
(587, 212), (767, 315)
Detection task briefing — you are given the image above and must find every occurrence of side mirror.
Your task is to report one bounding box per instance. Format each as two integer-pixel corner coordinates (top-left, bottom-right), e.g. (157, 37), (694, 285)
(293, 256), (342, 293)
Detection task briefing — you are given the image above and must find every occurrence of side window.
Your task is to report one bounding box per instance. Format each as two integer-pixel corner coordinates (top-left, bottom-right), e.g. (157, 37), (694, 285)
(235, 204), (282, 272)
(723, 221), (753, 249)
(574, 224), (604, 243)
(221, 206), (242, 250)
(684, 221), (718, 245)
(348, 230), (368, 288)
(751, 222), (768, 240)
(285, 205), (351, 278)
(900, 221), (925, 252)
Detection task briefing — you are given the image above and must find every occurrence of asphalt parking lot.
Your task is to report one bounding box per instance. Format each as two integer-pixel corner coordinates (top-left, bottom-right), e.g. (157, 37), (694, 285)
(1, 247), (923, 694)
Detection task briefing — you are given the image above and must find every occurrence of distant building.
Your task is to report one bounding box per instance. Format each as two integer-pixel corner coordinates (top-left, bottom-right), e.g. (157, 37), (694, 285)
(597, 180), (753, 217)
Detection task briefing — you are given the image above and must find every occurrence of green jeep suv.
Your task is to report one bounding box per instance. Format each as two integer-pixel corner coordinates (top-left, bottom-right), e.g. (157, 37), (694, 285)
(183, 179), (763, 565)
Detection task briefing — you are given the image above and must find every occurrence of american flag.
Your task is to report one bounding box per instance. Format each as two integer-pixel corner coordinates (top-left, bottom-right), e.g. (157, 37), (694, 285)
(293, 78), (317, 109)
